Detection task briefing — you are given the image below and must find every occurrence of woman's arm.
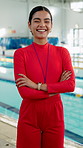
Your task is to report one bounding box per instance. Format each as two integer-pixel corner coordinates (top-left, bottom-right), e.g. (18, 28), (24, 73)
(46, 47), (75, 94)
(14, 49), (49, 100)
(15, 70), (72, 97)
(40, 70), (72, 91)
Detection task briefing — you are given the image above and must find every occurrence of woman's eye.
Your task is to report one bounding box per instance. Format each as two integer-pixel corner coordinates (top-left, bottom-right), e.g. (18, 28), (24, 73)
(34, 20), (40, 23)
(45, 21), (50, 23)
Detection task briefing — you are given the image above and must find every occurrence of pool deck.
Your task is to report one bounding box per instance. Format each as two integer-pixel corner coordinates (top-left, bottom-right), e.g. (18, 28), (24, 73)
(0, 121), (16, 148)
(0, 115), (82, 148)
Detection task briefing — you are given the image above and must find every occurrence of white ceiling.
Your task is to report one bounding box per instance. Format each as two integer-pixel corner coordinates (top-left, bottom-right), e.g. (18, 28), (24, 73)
(11, 0), (83, 13)
(16, 0), (83, 2)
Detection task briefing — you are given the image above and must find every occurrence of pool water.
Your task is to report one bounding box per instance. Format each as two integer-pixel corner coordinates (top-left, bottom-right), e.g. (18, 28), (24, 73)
(61, 94), (83, 136)
(76, 78), (83, 88)
(0, 61), (13, 68)
(0, 56), (13, 68)
(0, 106), (19, 120)
(0, 80), (21, 108)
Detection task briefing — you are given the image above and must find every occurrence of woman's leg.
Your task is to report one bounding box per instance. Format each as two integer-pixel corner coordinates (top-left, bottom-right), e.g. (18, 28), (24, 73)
(41, 98), (64, 148)
(16, 100), (41, 148)
(16, 121), (41, 148)
(41, 122), (64, 148)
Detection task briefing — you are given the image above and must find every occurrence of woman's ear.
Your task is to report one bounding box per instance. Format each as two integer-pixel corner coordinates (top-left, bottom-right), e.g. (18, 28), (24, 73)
(50, 22), (53, 32)
(28, 21), (31, 29)
(28, 22), (33, 34)
(51, 22), (53, 29)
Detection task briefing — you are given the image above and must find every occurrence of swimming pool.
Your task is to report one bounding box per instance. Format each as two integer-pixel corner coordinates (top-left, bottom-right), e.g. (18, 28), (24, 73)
(0, 79), (21, 119)
(61, 94), (83, 144)
(0, 56), (13, 68)
(0, 59), (83, 145)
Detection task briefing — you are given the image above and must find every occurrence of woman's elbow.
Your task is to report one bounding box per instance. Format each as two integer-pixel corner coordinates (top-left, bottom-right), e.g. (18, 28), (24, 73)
(69, 80), (75, 92)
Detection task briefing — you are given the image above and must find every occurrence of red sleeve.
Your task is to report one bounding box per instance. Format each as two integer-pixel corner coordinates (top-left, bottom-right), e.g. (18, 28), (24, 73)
(14, 49), (49, 100)
(47, 47), (75, 94)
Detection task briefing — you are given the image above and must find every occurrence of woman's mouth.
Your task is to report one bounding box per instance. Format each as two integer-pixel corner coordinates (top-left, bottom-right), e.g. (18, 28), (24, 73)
(36, 29), (47, 32)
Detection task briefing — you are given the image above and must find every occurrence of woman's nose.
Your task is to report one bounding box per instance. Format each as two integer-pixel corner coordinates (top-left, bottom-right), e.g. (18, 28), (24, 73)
(39, 21), (45, 27)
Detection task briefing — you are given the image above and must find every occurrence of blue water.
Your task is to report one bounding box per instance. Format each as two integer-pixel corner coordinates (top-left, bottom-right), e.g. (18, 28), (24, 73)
(5, 56), (13, 59)
(76, 78), (83, 88)
(0, 106), (19, 120)
(0, 80), (21, 108)
(0, 79), (21, 119)
(0, 61), (13, 68)
(61, 94), (83, 137)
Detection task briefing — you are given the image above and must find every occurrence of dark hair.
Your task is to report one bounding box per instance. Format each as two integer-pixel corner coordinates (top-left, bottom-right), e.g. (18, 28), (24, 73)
(28, 6), (52, 24)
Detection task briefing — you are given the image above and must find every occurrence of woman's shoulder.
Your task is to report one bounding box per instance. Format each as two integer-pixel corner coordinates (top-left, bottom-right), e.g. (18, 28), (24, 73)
(50, 44), (68, 52)
(49, 44), (70, 59)
(14, 44), (32, 55)
(52, 44), (69, 53)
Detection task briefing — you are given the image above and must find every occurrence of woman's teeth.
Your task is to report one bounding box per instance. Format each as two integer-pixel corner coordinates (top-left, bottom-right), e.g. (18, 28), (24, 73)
(37, 30), (46, 32)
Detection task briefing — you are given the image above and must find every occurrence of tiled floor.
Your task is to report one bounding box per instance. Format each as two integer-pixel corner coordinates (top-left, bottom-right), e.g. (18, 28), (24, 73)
(0, 121), (16, 148)
(0, 139), (15, 148)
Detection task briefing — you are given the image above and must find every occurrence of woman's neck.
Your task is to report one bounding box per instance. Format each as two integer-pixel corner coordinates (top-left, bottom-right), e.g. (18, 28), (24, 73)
(33, 38), (48, 45)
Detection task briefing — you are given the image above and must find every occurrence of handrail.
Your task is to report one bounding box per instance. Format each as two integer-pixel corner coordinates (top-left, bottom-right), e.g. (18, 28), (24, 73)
(71, 53), (83, 68)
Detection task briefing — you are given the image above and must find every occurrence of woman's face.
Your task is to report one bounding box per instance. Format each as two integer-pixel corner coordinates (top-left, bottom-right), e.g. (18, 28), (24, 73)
(28, 11), (52, 41)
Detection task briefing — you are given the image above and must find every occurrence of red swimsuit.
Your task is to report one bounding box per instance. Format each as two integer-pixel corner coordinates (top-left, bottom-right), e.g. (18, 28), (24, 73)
(14, 42), (75, 148)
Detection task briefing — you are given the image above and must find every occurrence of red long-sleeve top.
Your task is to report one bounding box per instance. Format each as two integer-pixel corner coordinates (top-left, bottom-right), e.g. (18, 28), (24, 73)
(14, 42), (75, 100)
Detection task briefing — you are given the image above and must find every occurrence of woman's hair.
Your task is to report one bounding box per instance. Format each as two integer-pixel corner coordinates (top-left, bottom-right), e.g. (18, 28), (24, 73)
(28, 6), (52, 24)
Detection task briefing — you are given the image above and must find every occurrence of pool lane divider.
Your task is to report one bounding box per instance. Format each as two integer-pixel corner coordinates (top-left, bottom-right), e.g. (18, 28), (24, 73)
(76, 76), (83, 79)
(65, 92), (83, 98)
(0, 78), (15, 83)
(67, 87), (83, 98)
(65, 130), (83, 145)
(0, 102), (19, 114)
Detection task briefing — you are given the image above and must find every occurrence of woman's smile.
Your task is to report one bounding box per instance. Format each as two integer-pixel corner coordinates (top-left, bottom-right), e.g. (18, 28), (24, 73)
(36, 29), (47, 32)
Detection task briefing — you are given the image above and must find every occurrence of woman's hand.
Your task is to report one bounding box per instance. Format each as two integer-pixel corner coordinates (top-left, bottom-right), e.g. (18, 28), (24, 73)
(49, 70), (72, 97)
(60, 70), (72, 82)
(15, 74), (37, 89)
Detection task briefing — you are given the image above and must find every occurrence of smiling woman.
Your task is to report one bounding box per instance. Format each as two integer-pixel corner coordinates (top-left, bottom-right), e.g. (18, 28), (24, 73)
(14, 5), (75, 148)
(28, 9), (52, 44)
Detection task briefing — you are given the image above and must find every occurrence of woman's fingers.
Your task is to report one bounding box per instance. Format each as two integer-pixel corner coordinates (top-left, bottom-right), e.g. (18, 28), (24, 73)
(60, 70), (72, 82)
(18, 74), (26, 77)
(15, 74), (27, 82)
(15, 74), (28, 87)
(62, 71), (71, 79)
(49, 93), (57, 97)
(15, 77), (25, 83)
(16, 83), (27, 87)
(15, 73), (37, 89)
(15, 74), (34, 88)
(16, 80), (25, 86)
(62, 71), (71, 76)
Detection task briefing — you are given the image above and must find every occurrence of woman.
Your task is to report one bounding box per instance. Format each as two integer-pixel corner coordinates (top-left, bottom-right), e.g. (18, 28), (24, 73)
(14, 6), (75, 148)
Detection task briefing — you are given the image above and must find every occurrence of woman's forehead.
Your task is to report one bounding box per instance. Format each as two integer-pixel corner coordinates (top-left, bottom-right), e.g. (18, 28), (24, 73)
(32, 11), (51, 19)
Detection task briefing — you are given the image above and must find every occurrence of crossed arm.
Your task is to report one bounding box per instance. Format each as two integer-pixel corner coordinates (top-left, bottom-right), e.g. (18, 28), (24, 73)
(14, 47), (75, 99)
(15, 70), (72, 97)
